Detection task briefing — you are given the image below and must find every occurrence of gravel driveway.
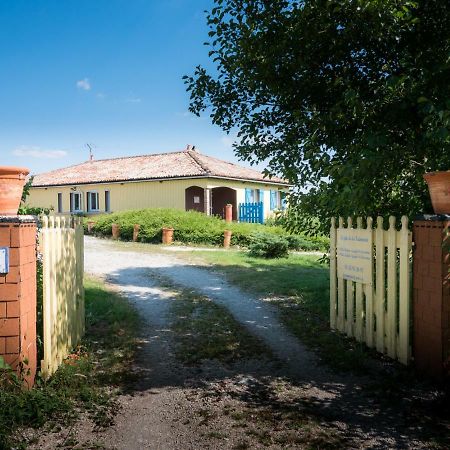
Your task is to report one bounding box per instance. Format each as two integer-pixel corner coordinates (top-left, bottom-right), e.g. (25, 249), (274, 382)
(33, 237), (448, 449)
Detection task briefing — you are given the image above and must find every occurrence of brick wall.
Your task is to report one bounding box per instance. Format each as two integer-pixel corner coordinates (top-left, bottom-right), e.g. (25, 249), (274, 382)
(0, 218), (37, 387)
(413, 218), (450, 380)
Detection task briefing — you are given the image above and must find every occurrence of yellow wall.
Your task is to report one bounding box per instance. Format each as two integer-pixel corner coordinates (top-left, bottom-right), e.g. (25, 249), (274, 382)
(27, 177), (288, 218)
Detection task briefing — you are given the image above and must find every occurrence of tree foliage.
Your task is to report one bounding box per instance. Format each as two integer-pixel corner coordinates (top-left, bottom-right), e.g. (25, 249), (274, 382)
(184, 0), (450, 230)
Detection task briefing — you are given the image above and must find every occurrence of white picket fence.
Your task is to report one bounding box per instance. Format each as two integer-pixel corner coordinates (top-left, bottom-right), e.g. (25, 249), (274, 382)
(330, 216), (412, 364)
(39, 215), (85, 378)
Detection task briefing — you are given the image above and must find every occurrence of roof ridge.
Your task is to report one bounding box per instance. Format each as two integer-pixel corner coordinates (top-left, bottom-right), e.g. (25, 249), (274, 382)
(81, 149), (188, 164)
(185, 150), (210, 175)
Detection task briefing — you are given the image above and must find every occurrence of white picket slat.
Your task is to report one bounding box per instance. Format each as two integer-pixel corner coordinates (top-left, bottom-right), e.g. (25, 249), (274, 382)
(330, 215), (412, 364)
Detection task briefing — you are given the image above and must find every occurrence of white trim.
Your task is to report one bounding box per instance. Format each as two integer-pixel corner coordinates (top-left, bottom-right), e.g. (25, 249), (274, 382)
(71, 191), (83, 213)
(87, 191), (100, 212)
(32, 175), (292, 189)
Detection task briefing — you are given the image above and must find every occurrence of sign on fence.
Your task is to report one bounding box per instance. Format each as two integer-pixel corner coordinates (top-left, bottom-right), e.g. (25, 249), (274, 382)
(337, 228), (372, 284)
(330, 216), (412, 365)
(39, 215), (85, 378)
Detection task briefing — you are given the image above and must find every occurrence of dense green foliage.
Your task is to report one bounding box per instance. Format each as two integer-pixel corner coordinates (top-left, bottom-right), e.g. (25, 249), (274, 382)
(18, 205), (53, 216)
(248, 232), (289, 258)
(88, 208), (329, 250)
(185, 0), (450, 231)
(0, 277), (140, 449)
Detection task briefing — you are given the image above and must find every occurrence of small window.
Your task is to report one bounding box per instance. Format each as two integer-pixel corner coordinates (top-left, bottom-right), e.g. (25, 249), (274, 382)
(57, 193), (63, 213)
(105, 191), (111, 212)
(87, 191), (100, 212)
(70, 192), (83, 213)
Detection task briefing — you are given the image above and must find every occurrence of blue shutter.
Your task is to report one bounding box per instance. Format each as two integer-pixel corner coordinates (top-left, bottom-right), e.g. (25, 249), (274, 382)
(270, 190), (276, 210)
(245, 188), (252, 203)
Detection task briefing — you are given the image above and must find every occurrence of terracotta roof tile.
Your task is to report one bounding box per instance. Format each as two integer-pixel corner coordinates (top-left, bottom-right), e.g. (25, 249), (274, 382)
(32, 150), (289, 187)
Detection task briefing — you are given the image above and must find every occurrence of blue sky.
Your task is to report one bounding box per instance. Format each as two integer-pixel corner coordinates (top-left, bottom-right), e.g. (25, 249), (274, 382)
(0, 0), (251, 175)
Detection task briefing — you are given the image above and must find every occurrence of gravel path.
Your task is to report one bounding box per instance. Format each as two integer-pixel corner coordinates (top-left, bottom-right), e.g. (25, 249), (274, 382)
(84, 237), (320, 381)
(32, 237), (448, 449)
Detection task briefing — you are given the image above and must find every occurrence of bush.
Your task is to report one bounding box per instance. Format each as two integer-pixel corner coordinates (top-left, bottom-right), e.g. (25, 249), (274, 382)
(87, 208), (329, 251)
(248, 233), (289, 258)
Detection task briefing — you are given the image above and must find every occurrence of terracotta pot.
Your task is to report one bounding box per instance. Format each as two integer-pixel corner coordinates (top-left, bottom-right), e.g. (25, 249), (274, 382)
(0, 166), (30, 215)
(112, 223), (120, 240)
(223, 230), (232, 249)
(87, 221), (95, 234)
(424, 171), (450, 214)
(133, 224), (140, 242)
(225, 204), (233, 223)
(162, 227), (174, 245)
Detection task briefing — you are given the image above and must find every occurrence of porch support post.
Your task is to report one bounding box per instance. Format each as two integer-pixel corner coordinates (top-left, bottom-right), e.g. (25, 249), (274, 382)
(204, 188), (211, 216)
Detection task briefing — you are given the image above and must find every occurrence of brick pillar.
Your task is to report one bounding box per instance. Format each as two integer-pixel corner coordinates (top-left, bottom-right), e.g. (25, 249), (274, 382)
(413, 216), (450, 380)
(0, 216), (37, 387)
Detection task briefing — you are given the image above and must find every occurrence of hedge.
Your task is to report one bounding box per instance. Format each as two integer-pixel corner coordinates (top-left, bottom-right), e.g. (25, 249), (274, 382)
(86, 208), (329, 251)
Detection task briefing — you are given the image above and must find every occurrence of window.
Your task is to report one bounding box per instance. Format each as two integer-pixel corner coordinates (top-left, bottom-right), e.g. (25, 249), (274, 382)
(87, 191), (100, 212)
(105, 190), (111, 212)
(70, 192), (82, 213)
(57, 193), (63, 213)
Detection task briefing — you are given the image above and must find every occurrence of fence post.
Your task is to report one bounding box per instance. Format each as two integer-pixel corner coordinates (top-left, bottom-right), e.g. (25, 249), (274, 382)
(412, 215), (447, 378)
(0, 216), (37, 387)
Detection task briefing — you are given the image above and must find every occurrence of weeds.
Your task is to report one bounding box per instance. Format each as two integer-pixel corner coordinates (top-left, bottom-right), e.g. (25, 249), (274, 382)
(0, 276), (140, 449)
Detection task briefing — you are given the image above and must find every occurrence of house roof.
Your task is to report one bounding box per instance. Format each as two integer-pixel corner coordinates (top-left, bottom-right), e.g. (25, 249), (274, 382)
(31, 149), (290, 187)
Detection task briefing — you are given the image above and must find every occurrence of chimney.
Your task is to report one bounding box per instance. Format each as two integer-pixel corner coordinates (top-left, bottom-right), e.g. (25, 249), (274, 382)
(186, 144), (197, 152)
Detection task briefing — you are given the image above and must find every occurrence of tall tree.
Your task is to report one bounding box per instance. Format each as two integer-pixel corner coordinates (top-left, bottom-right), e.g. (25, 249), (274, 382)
(184, 0), (450, 230)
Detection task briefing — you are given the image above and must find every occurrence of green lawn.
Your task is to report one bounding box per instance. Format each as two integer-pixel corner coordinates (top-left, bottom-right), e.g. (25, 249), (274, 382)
(0, 276), (140, 450)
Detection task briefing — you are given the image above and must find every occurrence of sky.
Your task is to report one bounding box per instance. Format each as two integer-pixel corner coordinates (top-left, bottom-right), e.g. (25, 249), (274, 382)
(0, 0), (253, 175)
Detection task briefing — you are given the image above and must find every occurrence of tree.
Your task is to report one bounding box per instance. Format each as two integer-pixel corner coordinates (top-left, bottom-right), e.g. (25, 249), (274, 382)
(184, 0), (450, 231)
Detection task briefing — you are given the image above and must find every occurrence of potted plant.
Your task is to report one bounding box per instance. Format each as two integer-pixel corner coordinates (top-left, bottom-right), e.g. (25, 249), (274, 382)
(424, 171), (450, 214)
(0, 166), (30, 215)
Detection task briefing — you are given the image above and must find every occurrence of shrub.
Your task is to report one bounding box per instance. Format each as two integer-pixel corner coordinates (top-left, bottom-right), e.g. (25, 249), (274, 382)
(248, 233), (289, 258)
(87, 208), (329, 251)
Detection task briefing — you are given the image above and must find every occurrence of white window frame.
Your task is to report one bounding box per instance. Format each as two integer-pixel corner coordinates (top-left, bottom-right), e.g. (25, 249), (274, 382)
(71, 191), (83, 213)
(87, 191), (100, 212)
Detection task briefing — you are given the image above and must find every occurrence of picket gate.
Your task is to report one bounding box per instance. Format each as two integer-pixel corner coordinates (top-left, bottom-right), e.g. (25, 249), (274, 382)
(239, 201), (264, 224)
(330, 216), (412, 364)
(39, 215), (85, 378)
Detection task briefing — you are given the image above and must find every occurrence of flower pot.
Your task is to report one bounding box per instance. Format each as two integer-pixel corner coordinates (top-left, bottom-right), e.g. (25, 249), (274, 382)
(87, 221), (95, 234)
(0, 166), (30, 215)
(424, 171), (450, 214)
(133, 224), (140, 242)
(162, 227), (174, 245)
(112, 223), (120, 240)
(223, 230), (232, 249)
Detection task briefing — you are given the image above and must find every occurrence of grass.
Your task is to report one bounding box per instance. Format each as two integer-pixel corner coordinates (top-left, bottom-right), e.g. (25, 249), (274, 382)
(167, 284), (269, 365)
(172, 249), (377, 373)
(0, 276), (140, 450)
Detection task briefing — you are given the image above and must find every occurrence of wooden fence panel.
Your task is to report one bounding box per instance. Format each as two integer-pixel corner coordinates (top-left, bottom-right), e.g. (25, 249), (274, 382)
(40, 216), (85, 378)
(330, 215), (412, 364)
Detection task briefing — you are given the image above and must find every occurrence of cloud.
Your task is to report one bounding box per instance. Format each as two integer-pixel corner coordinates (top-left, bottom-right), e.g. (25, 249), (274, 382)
(96, 92), (106, 99)
(13, 147), (68, 159)
(76, 78), (91, 91)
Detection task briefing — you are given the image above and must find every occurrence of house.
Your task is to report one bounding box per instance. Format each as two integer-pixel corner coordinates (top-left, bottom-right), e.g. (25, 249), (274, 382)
(27, 147), (291, 222)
